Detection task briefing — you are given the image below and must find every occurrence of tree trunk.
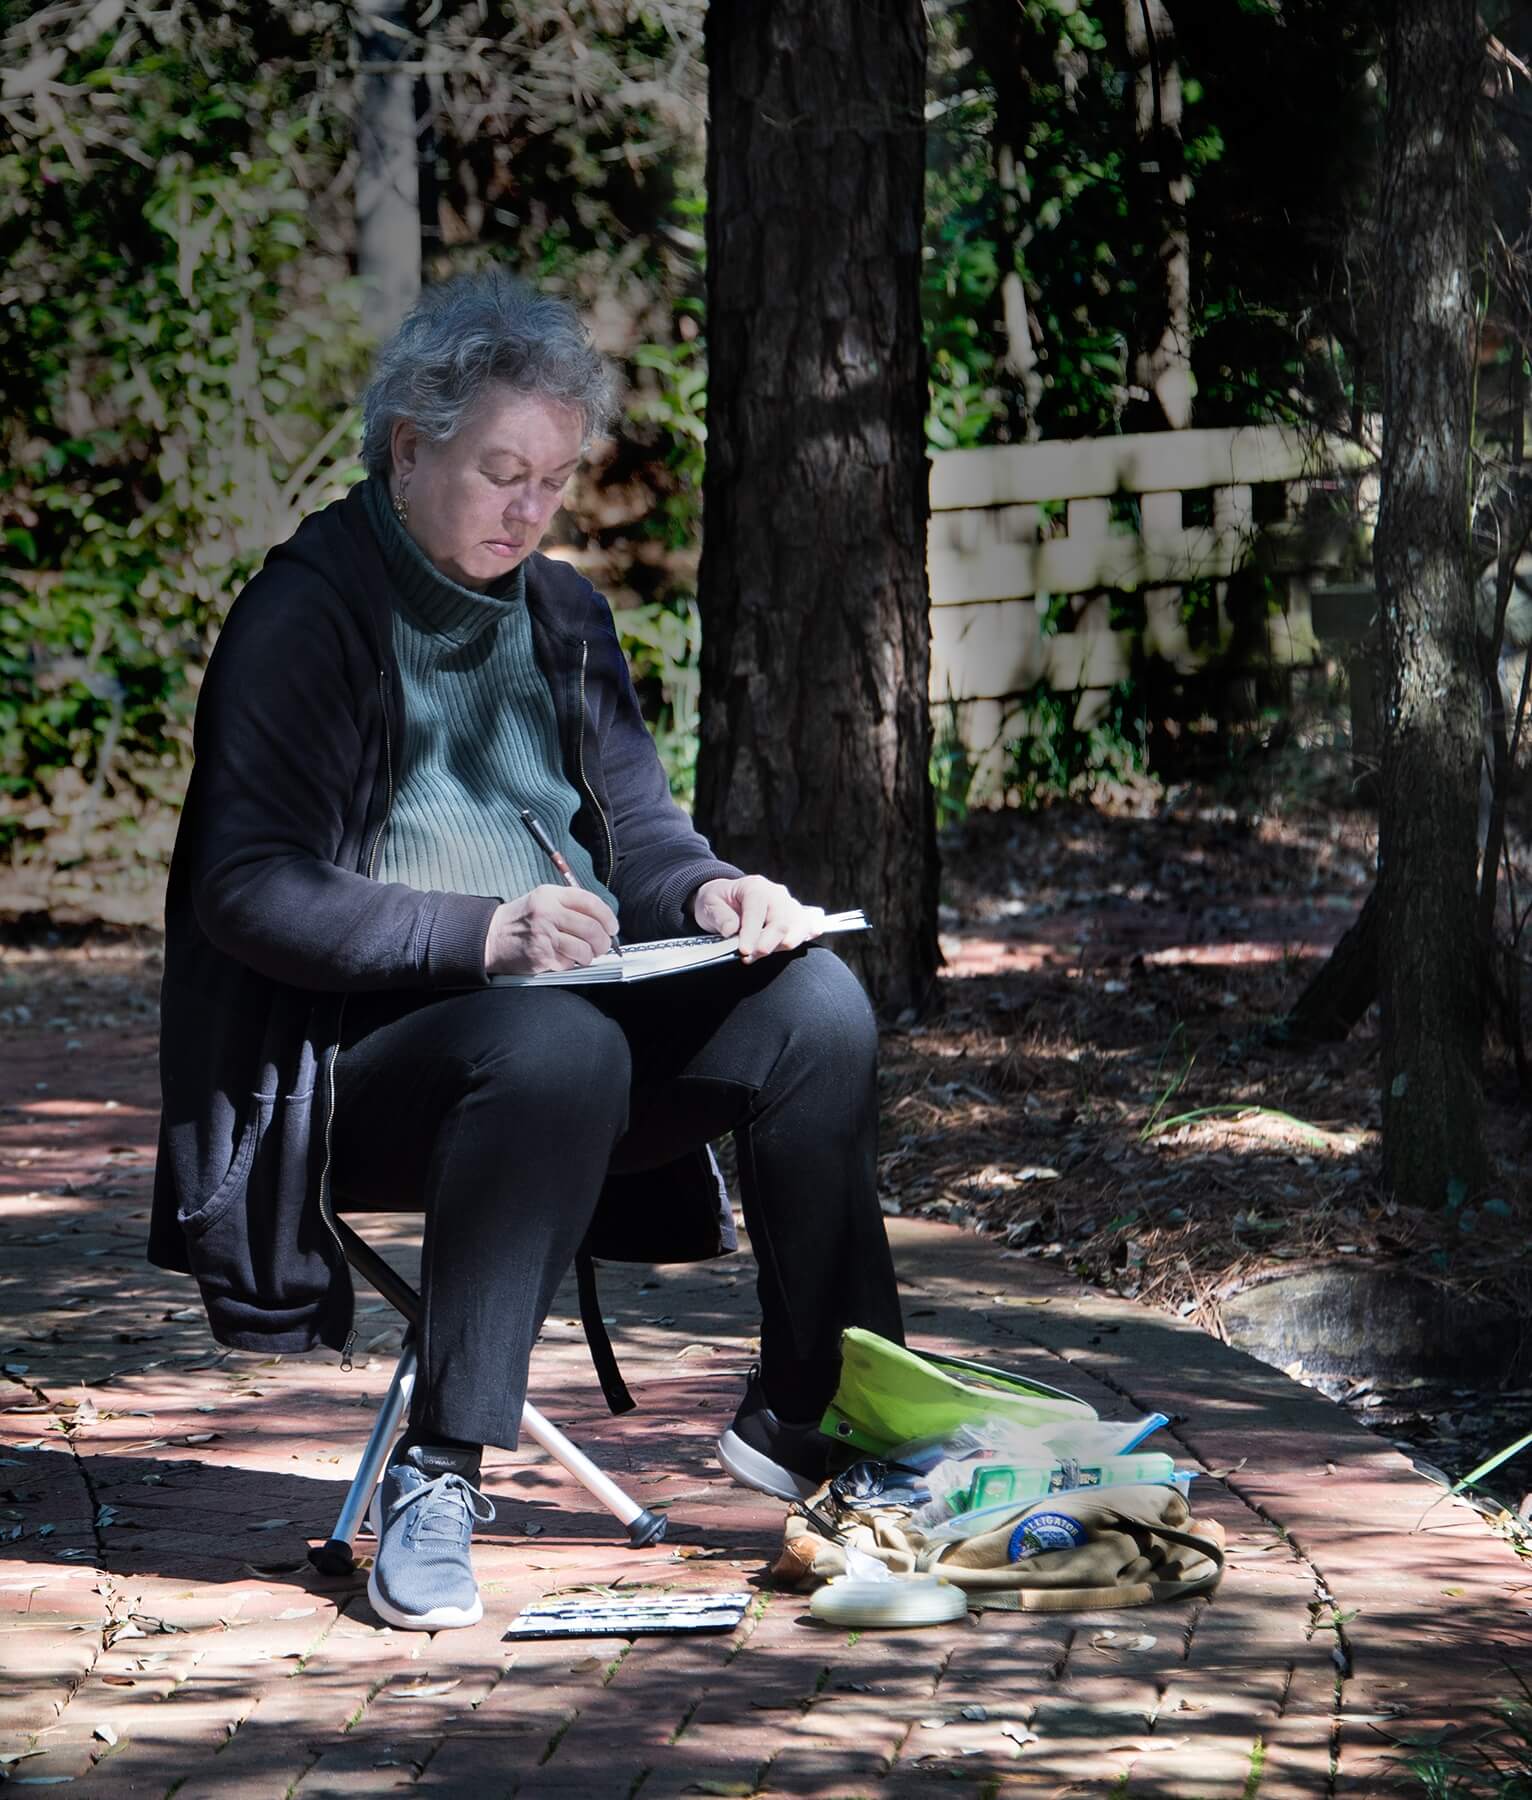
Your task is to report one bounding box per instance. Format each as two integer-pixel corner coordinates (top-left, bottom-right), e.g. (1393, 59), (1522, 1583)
(961, 8), (1047, 441)
(697, 0), (939, 1017)
(355, 0), (421, 340)
(1123, 0), (1192, 431)
(1275, 886), (1379, 1049)
(1376, 0), (1487, 1207)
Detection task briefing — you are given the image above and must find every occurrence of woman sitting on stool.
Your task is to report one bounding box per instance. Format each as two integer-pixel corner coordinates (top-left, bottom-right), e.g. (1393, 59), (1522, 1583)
(150, 268), (904, 1632)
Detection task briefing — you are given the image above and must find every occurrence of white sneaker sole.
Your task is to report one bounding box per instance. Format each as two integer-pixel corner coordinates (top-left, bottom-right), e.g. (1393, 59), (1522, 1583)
(365, 1491), (484, 1632)
(716, 1428), (821, 1502)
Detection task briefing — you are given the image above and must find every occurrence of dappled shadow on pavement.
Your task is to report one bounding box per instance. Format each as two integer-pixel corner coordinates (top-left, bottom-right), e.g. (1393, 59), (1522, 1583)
(4, 1185), (1528, 1793)
(2, 933), (1530, 1795)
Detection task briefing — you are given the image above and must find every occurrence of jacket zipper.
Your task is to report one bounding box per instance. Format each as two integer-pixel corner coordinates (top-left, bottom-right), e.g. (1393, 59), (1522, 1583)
(321, 668), (395, 1371)
(577, 639), (615, 886)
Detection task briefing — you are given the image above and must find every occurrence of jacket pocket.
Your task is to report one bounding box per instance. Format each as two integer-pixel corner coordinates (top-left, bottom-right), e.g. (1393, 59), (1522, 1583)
(180, 1089), (332, 1345)
(178, 1094), (276, 1242)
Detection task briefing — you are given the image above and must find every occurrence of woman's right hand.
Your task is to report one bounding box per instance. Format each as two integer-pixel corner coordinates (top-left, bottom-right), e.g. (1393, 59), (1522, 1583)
(484, 886), (621, 976)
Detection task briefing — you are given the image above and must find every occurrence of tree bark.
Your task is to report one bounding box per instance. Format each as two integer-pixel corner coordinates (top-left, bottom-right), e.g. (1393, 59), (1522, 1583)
(961, 7), (1048, 441)
(698, 0), (939, 1017)
(355, 0), (421, 340)
(1276, 886), (1379, 1049)
(1123, 0), (1192, 431)
(1376, 0), (1487, 1206)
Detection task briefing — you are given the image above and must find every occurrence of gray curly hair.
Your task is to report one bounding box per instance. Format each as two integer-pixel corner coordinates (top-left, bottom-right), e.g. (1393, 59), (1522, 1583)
(359, 269), (617, 477)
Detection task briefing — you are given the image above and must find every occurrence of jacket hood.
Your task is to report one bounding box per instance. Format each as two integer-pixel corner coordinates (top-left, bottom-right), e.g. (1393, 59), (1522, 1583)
(259, 483), (396, 666)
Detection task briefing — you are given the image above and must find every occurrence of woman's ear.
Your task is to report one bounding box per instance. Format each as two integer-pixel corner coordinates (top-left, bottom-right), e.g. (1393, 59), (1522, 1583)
(390, 418), (419, 483)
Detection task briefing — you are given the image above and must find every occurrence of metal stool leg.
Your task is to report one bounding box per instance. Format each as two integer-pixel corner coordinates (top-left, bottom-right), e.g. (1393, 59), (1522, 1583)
(309, 1345), (666, 1573)
(308, 1339), (417, 1576)
(522, 1401), (666, 1547)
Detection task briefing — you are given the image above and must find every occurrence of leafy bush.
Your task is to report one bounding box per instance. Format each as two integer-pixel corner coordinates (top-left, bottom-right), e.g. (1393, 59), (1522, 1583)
(0, 1), (711, 870)
(930, 694), (981, 828)
(0, 9), (369, 858)
(1006, 678), (1147, 809)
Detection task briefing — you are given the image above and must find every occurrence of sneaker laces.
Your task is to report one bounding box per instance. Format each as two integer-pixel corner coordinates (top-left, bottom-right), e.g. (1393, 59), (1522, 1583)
(385, 1469), (496, 1547)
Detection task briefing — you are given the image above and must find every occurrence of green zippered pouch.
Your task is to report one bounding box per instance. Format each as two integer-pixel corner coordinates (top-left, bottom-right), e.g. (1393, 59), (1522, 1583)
(820, 1328), (1097, 1457)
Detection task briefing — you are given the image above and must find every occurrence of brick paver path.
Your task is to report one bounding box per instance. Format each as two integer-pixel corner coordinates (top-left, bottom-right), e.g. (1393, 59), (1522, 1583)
(2, 1005), (1529, 1797)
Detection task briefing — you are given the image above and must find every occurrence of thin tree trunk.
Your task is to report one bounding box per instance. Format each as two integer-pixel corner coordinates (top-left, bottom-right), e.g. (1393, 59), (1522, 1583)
(355, 0), (421, 340)
(1275, 886), (1379, 1049)
(698, 0), (939, 1017)
(996, 146), (1045, 440)
(1376, 0), (1487, 1207)
(962, 7), (1048, 441)
(1124, 0), (1192, 431)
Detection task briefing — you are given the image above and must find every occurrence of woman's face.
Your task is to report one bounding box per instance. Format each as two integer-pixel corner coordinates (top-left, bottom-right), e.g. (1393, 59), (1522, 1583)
(389, 385), (585, 591)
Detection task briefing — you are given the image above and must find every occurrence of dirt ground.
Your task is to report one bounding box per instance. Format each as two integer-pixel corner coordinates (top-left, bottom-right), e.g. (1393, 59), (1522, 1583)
(3, 780), (1531, 1537)
(895, 793), (1532, 1527)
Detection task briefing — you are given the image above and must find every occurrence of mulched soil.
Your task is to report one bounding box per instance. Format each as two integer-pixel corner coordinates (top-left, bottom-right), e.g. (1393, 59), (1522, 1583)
(4, 777), (1531, 1531)
(885, 790), (1532, 1529)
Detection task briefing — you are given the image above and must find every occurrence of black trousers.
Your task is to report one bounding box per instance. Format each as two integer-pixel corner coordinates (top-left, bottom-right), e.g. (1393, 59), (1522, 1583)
(328, 945), (904, 1451)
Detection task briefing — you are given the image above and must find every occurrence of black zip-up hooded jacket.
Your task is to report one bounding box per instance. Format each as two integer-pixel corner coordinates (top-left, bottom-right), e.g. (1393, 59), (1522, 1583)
(149, 483), (743, 1354)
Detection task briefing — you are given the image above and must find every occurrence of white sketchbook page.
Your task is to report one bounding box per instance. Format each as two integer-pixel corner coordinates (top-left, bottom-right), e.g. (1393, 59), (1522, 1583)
(490, 910), (868, 988)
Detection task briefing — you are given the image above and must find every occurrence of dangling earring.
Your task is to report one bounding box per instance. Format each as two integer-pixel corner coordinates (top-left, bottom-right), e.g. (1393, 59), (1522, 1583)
(392, 483), (410, 526)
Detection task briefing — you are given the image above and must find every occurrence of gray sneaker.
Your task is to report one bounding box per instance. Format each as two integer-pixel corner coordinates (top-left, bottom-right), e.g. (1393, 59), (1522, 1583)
(367, 1444), (496, 1631)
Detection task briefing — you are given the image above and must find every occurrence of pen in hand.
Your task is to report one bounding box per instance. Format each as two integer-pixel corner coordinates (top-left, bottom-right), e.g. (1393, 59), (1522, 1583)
(518, 808), (622, 957)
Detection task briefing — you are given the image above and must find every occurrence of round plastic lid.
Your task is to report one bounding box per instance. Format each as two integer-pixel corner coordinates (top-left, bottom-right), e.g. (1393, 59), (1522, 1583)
(808, 1576), (968, 1629)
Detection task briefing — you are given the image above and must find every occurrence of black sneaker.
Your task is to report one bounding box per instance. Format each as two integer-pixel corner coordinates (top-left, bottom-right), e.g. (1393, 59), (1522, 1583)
(716, 1367), (844, 1501)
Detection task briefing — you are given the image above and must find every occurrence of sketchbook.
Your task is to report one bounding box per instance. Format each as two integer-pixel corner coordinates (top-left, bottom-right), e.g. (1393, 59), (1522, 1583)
(503, 1590), (753, 1640)
(492, 909), (869, 987)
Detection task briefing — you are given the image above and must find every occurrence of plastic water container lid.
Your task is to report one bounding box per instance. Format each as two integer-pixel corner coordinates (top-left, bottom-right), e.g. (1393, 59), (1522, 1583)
(808, 1577), (968, 1629)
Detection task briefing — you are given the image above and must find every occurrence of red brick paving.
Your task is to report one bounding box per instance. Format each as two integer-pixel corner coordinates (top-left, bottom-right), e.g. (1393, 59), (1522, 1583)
(3, 1005), (1530, 1797)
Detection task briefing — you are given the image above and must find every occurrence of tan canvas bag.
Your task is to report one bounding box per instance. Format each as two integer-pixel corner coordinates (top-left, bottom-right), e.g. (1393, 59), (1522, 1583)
(773, 1482), (1225, 1612)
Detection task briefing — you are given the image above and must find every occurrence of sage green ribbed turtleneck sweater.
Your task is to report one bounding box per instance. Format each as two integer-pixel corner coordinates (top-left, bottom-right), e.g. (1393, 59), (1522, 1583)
(361, 476), (616, 913)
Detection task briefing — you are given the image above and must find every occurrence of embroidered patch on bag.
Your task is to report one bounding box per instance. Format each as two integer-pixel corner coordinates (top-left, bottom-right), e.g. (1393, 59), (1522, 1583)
(1008, 1511), (1089, 1559)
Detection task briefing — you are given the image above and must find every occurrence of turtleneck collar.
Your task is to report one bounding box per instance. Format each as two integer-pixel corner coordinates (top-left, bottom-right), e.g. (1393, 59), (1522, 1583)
(362, 474), (526, 647)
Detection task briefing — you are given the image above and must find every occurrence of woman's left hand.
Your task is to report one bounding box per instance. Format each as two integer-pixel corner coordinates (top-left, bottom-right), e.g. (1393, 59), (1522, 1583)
(690, 875), (827, 962)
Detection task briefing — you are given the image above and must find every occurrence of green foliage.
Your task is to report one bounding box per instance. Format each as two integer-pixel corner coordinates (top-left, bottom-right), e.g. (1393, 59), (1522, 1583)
(0, 1), (709, 864)
(922, 80), (1007, 451)
(930, 695), (980, 827)
(1005, 678), (1147, 809)
(0, 8), (369, 849)
(0, 573), (181, 844)
(617, 597), (701, 808)
(1400, 1685), (1532, 1798)
(627, 337), (707, 553)
(924, 0), (1147, 443)
(924, 0), (1381, 443)
(615, 308), (709, 803)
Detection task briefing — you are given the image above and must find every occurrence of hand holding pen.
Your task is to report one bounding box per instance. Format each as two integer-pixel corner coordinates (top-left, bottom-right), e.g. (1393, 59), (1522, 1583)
(518, 808), (622, 957)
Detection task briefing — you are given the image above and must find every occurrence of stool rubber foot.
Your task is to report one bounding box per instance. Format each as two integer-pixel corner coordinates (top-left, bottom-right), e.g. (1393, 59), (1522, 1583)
(308, 1539), (358, 1576)
(626, 1508), (667, 1548)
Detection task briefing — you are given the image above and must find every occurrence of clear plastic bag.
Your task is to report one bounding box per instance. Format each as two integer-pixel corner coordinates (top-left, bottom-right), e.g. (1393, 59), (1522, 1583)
(890, 1413), (1179, 1528)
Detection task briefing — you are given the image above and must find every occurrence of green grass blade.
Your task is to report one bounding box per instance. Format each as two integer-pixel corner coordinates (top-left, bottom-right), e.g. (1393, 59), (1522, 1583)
(1450, 1425), (1532, 1497)
(1139, 1104), (1330, 1148)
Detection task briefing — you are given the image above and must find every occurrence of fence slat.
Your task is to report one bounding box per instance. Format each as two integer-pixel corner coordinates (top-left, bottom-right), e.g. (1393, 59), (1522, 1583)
(928, 424), (1366, 512)
(930, 600), (1134, 702)
(929, 526), (1241, 606)
(929, 519), (1349, 609)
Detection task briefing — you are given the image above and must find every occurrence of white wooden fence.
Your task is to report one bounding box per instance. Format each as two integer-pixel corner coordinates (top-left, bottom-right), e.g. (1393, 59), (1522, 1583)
(926, 424), (1372, 801)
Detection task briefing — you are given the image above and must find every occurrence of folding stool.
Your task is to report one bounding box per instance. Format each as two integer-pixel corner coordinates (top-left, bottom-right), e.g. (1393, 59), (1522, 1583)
(306, 1210), (667, 1577)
